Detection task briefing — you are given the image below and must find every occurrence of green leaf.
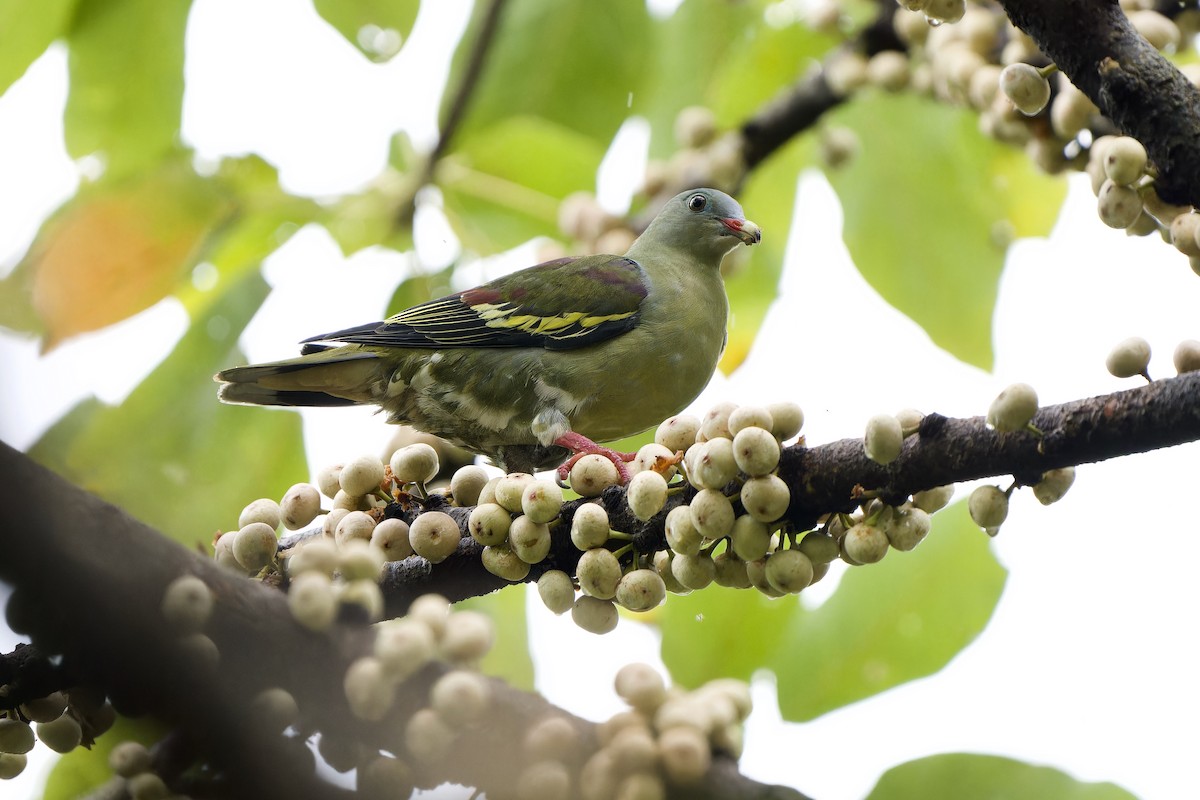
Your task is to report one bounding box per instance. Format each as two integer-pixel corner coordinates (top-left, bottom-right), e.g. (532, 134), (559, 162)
(824, 92), (1066, 371)
(439, 116), (605, 253)
(443, 0), (651, 146)
(44, 717), (165, 800)
(29, 268), (307, 548)
(458, 586), (534, 691)
(312, 0), (419, 62)
(660, 501), (1006, 721)
(65, 0), (190, 178)
(866, 753), (1138, 800)
(719, 137), (812, 374)
(0, 0), (78, 96)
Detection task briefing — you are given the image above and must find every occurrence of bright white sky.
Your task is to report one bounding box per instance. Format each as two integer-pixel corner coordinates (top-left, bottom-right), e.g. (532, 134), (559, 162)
(2, 2), (1199, 799)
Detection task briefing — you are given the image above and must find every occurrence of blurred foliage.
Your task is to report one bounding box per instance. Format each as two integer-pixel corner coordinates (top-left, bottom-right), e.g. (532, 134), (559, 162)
(659, 501), (1006, 721)
(0, 0), (1088, 792)
(866, 753), (1138, 800)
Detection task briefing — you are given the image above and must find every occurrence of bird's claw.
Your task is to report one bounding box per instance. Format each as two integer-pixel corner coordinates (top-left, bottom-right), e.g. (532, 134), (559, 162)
(553, 432), (636, 485)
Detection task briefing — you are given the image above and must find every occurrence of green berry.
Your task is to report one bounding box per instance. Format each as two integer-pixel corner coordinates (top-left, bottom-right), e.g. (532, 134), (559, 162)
(516, 761), (571, 800)
(161, 574), (213, 634)
(571, 502), (610, 550)
(570, 455), (621, 497)
(0, 719), (34, 754)
(344, 656), (394, 721)
(867, 50), (910, 92)
(1171, 213), (1200, 256)
(627, 470), (668, 521)
(733, 426), (780, 477)
(374, 618), (436, 678)
(864, 414), (904, 465)
(126, 772), (169, 800)
(287, 537), (338, 577)
(280, 483), (321, 530)
(339, 455), (385, 496)
(405, 708), (455, 762)
(370, 517), (413, 561)
(288, 572), (337, 631)
(571, 595), (619, 634)
(477, 476), (502, 505)
(1032, 467), (1076, 505)
(633, 442), (677, 478)
(675, 105), (717, 149)
(712, 550), (751, 589)
(614, 662), (667, 712)
(108, 740), (151, 777)
(577, 548), (622, 599)
(842, 523), (889, 564)
(740, 475), (790, 523)
(239, 498), (281, 531)
(337, 539), (385, 581)
(320, 508), (350, 538)
(481, 544), (531, 581)
(409, 511), (461, 564)
(1174, 339), (1200, 374)
(449, 465), (489, 507)
(671, 552), (716, 590)
(1097, 180), (1143, 229)
(968, 485), (1009, 529)
(250, 687), (299, 733)
(698, 401), (738, 442)
(730, 514), (771, 562)
(233, 521), (278, 571)
(335, 510), (377, 549)
(665, 505), (702, 556)
(615, 569), (667, 612)
(690, 488), (736, 537)
(1106, 336), (1152, 378)
(654, 551), (692, 595)
(494, 472), (534, 513)
(316, 463), (343, 499)
(524, 716), (580, 764)
(798, 531), (840, 564)
(765, 401), (804, 441)
(522, 480), (564, 524)
(912, 485), (954, 513)
(408, 593), (450, 639)
(924, 0), (965, 23)
(467, 503), (511, 547)
(0, 753), (26, 780)
(688, 437), (737, 490)
(764, 549), (814, 594)
(441, 610), (494, 662)
(885, 506), (931, 551)
(727, 405), (773, 436)
(999, 62), (1050, 115)
(656, 414), (702, 452)
(20, 692), (67, 724)
(390, 443), (439, 486)
(537, 569), (576, 615)
(987, 382), (1039, 432)
(509, 515), (551, 564)
(430, 670), (491, 727)
(359, 756), (415, 799)
(1103, 136), (1148, 185)
(658, 725), (711, 785)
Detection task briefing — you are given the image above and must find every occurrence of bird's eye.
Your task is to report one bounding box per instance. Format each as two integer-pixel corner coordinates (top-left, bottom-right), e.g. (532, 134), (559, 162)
(686, 193), (707, 212)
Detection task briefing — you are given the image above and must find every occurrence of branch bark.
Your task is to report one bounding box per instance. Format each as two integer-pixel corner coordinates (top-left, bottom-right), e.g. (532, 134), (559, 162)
(0, 442), (806, 800)
(999, 0), (1200, 207)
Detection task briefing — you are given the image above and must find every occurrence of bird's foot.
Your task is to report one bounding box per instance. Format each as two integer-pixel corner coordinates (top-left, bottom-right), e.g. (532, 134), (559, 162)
(553, 432), (637, 484)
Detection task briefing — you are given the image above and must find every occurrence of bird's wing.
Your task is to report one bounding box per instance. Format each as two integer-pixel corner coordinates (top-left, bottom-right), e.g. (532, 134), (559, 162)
(301, 255), (649, 352)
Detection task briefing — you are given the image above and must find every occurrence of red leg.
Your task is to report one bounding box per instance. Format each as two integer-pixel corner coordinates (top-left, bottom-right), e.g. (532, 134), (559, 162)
(553, 431), (636, 484)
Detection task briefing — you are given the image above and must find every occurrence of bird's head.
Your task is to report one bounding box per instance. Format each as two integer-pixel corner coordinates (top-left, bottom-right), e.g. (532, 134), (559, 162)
(636, 188), (762, 262)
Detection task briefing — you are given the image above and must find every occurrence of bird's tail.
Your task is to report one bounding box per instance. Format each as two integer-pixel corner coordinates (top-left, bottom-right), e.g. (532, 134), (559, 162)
(215, 349), (383, 408)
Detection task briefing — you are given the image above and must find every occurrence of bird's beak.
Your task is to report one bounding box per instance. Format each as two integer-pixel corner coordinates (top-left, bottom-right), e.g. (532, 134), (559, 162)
(720, 217), (762, 246)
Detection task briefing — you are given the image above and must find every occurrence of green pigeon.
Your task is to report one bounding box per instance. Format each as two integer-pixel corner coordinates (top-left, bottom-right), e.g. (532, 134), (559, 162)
(216, 188), (761, 477)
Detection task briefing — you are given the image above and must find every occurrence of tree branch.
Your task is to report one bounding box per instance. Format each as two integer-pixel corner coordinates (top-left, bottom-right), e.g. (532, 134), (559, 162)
(999, 0), (1200, 206)
(0, 441), (805, 800)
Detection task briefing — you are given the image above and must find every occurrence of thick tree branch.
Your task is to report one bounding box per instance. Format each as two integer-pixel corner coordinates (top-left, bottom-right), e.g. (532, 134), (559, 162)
(0, 442), (804, 800)
(999, 0), (1200, 206)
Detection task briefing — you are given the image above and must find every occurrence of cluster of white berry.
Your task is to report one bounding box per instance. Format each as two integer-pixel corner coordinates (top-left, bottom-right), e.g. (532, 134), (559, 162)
(0, 686), (115, 783)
